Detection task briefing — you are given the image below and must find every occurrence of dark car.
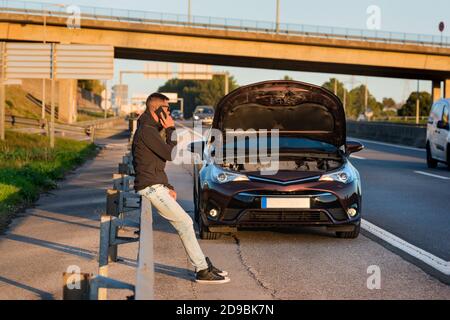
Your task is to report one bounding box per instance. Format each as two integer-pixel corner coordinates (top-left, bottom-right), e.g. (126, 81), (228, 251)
(188, 80), (364, 240)
(192, 105), (214, 125)
(171, 109), (184, 120)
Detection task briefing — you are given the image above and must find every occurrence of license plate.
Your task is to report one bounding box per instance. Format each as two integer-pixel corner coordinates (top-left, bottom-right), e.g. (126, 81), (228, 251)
(261, 197), (310, 209)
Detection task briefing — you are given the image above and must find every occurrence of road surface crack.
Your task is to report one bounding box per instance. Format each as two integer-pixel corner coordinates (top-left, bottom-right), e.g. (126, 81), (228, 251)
(232, 234), (279, 299)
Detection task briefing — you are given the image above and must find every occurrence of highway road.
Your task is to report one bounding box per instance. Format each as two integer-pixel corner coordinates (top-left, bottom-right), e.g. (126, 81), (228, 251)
(0, 121), (448, 299)
(350, 139), (450, 264)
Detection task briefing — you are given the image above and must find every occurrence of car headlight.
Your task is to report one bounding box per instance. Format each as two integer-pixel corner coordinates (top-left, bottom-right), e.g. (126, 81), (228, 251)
(319, 163), (356, 184)
(211, 165), (249, 184)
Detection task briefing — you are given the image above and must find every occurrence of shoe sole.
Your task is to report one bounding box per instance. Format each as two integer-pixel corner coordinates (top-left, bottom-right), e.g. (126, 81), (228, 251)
(195, 277), (231, 284)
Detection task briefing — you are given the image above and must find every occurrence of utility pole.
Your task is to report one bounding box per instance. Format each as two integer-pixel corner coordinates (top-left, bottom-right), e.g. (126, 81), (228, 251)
(104, 80), (108, 119)
(0, 42), (5, 141)
(41, 4), (65, 121)
(364, 79), (368, 114)
(416, 80), (420, 125)
(50, 43), (56, 149)
(42, 9), (47, 120)
(188, 0), (192, 23)
(224, 72), (229, 95)
(276, 0), (280, 33)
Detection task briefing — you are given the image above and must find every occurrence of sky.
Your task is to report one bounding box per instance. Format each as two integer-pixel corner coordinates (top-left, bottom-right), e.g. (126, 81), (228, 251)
(31, 0), (450, 103)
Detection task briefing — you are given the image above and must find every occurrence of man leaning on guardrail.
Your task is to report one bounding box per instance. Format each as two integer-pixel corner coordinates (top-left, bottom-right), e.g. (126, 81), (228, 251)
(132, 92), (230, 284)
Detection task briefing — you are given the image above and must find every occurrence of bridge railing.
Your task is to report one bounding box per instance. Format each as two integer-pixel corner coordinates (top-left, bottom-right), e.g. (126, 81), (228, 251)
(0, 0), (449, 48)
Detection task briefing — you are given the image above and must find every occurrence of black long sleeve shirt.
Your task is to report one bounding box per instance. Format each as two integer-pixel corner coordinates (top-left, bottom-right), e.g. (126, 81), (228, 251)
(132, 110), (177, 191)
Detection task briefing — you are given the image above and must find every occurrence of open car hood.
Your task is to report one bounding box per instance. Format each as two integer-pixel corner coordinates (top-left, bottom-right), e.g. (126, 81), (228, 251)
(212, 80), (346, 147)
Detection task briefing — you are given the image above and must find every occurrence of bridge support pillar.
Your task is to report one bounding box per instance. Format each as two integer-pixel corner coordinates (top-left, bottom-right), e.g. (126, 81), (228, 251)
(432, 80), (442, 102)
(445, 79), (450, 99)
(58, 79), (78, 124)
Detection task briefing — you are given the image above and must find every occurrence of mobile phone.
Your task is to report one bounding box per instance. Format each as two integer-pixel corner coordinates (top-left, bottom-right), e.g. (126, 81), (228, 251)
(155, 106), (167, 122)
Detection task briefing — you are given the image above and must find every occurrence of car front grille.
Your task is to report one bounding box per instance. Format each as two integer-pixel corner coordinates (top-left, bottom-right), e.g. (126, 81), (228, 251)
(238, 209), (331, 225)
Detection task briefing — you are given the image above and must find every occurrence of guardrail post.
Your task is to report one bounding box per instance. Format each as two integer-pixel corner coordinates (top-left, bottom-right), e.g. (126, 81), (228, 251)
(106, 189), (120, 262)
(98, 214), (112, 300)
(135, 195), (154, 300)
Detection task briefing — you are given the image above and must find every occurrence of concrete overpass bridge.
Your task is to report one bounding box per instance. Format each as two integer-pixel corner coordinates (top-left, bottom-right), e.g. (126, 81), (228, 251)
(1, 1), (450, 122)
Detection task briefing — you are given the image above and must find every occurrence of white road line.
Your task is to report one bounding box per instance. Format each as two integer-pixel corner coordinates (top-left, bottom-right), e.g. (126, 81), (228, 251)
(414, 170), (450, 180)
(361, 219), (450, 275)
(350, 155), (366, 160)
(348, 137), (425, 152)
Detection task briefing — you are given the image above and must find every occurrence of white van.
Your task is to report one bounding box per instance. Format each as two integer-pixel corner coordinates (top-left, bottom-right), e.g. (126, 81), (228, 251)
(426, 98), (450, 168)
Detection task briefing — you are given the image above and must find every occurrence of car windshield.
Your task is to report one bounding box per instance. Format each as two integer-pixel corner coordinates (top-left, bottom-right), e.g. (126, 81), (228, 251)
(221, 136), (337, 153)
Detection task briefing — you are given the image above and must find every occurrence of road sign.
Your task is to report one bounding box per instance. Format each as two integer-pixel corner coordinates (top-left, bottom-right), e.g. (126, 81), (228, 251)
(55, 44), (114, 80)
(178, 64), (213, 80)
(160, 92), (178, 103)
(439, 22), (445, 32)
(4, 43), (52, 80)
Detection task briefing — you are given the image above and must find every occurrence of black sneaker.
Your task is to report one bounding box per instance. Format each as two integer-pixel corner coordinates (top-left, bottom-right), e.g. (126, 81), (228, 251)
(206, 257), (228, 277)
(195, 268), (230, 284)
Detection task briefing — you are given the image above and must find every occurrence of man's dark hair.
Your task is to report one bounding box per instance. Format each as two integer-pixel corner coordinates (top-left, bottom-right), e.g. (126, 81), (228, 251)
(146, 92), (170, 109)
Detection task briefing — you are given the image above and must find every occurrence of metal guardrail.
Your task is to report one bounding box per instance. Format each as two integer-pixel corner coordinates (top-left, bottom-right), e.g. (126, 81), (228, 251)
(5, 115), (124, 142)
(62, 122), (154, 300)
(0, 0), (449, 48)
(5, 115), (96, 141)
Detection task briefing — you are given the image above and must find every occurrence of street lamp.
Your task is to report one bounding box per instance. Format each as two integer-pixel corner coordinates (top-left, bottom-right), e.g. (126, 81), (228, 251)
(41, 3), (66, 121)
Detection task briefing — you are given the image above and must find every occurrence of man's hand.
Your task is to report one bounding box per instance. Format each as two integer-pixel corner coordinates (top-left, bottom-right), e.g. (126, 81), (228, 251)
(160, 113), (175, 128)
(169, 189), (177, 200)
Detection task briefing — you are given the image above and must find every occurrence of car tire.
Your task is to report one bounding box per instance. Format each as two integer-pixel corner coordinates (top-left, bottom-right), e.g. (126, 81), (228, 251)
(336, 223), (360, 239)
(447, 144), (450, 171)
(198, 217), (221, 240)
(426, 143), (438, 169)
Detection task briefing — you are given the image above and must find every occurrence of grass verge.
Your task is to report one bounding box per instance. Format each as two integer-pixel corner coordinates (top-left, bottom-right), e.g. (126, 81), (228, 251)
(0, 131), (97, 233)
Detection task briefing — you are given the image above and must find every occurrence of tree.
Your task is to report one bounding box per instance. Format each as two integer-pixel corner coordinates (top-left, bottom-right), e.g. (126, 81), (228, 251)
(78, 80), (104, 95)
(282, 75), (293, 80)
(347, 84), (380, 119)
(322, 78), (351, 116)
(397, 91), (431, 117)
(158, 74), (238, 118)
(382, 97), (396, 110)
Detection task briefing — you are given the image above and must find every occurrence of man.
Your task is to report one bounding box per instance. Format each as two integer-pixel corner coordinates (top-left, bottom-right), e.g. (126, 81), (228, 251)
(132, 92), (230, 284)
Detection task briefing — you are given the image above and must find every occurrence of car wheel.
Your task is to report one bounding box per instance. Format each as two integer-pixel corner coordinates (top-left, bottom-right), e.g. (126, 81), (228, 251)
(198, 216), (221, 240)
(426, 143), (438, 168)
(447, 144), (450, 171)
(336, 224), (360, 239)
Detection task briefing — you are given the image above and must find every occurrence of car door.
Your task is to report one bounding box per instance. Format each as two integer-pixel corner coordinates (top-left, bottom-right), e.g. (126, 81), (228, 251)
(435, 105), (449, 161)
(429, 103), (444, 160)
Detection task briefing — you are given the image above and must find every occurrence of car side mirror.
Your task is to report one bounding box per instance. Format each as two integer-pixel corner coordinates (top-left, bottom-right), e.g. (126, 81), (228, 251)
(187, 140), (205, 154)
(437, 120), (449, 130)
(346, 140), (364, 154)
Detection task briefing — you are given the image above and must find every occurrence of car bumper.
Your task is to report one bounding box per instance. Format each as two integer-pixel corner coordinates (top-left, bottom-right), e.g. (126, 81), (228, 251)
(199, 180), (361, 228)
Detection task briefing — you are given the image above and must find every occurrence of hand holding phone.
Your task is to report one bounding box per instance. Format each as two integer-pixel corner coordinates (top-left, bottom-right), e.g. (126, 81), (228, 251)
(155, 106), (175, 128)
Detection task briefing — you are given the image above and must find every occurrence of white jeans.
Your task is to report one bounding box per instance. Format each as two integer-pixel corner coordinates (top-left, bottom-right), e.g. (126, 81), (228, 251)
(138, 184), (208, 272)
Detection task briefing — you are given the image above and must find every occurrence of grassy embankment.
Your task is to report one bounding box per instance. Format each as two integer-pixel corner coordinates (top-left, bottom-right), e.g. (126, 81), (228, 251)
(0, 131), (97, 232)
(6, 85), (111, 122)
